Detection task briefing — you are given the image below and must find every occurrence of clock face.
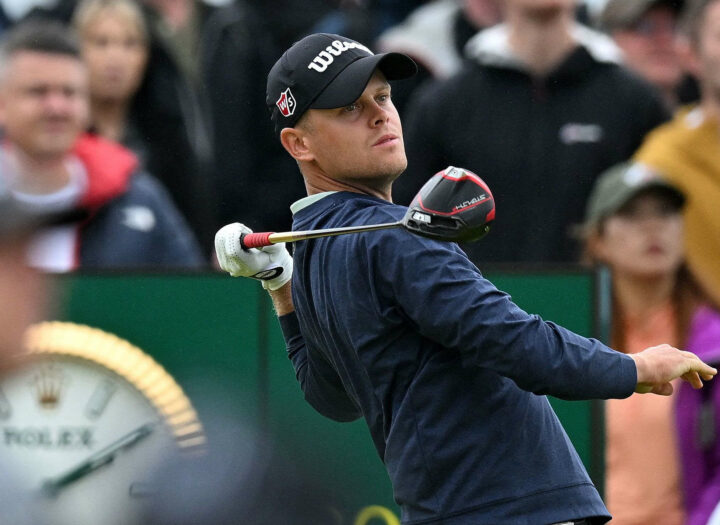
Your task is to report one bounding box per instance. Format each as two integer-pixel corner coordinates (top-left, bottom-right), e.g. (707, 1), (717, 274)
(0, 322), (205, 525)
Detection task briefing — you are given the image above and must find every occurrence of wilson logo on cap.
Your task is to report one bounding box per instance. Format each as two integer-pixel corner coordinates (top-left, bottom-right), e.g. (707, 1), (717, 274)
(276, 88), (296, 117)
(307, 40), (373, 73)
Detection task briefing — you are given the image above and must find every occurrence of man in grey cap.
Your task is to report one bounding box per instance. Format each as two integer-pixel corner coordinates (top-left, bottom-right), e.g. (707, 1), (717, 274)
(599, 0), (687, 109)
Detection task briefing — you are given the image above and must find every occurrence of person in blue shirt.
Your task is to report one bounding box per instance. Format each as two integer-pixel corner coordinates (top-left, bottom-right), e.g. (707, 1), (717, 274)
(214, 32), (717, 525)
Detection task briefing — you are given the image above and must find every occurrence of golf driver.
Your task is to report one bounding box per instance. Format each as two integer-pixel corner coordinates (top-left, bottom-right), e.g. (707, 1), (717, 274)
(240, 166), (495, 249)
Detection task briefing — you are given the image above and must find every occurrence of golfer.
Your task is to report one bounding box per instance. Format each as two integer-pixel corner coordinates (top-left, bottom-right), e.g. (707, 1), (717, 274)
(215, 33), (716, 525)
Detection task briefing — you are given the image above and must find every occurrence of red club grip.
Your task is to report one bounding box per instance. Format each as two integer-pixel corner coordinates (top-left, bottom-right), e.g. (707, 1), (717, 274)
(240, 232), (274, 249)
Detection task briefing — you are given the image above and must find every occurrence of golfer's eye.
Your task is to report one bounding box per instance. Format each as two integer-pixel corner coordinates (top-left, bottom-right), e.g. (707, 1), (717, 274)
(344, 103), (360, 112)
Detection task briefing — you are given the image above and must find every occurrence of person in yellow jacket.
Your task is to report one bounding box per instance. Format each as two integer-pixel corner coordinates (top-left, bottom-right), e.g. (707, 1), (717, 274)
(634, 0), (720, 306)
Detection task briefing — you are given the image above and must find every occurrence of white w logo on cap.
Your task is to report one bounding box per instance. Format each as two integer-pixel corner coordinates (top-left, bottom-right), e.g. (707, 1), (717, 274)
(307, 40), (372, 73)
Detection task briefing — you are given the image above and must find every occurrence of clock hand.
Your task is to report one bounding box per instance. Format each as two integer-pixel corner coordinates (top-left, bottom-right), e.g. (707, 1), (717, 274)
(41, 422), (156, 496)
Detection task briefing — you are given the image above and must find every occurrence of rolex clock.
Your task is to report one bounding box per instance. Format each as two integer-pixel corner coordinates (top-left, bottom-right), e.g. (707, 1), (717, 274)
(0, 321), (206, 525)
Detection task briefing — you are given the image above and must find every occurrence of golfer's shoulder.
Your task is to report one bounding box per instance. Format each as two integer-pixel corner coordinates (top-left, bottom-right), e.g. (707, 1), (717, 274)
(339, 193), (406, 223)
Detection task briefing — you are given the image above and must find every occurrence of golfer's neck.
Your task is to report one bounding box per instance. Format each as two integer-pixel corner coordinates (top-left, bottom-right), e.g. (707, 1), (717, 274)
(304, 172), (393, 202)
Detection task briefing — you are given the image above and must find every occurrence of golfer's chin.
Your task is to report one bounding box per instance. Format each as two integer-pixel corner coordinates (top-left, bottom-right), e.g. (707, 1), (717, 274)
(346, 155), (407, 192)
(369, 162), (406, 194)
(380, 155), (408, 183)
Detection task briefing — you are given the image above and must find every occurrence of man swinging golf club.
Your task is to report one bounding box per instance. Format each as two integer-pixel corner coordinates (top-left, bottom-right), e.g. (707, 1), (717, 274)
(214, 33), (716, 525)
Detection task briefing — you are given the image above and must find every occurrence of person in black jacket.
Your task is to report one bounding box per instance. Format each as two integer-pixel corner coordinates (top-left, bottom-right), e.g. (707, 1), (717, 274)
(394, 0), (671, 265)
(201, 0), (307, 235)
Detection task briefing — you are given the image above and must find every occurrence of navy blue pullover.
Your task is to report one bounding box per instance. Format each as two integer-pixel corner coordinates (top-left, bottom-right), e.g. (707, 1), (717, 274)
(279, 192), (637, 524)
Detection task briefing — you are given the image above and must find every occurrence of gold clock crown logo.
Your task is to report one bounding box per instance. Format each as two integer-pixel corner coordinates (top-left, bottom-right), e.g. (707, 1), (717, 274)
(32, 363), (64, 410)
(23, 322), (206, 453)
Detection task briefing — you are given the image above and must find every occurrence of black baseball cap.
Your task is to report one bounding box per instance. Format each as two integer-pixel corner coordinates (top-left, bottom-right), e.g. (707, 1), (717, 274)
(266, 33), (417, 137)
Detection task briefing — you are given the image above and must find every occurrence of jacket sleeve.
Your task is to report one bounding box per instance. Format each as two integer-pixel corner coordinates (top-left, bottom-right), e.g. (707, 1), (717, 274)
(278, 312), (361, 422)
(374, 232), (637, 400)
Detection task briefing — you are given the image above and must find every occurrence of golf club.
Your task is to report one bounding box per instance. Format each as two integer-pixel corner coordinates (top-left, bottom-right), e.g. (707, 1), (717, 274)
(240, 166), (495, 249)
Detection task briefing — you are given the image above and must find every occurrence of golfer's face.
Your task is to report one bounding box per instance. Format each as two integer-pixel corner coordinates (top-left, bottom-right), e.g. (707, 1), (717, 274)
(302, 71), (407, 187)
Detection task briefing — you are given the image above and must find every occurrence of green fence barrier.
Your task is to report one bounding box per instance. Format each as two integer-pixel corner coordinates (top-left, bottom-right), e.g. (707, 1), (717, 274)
(52, 268), (606, 520)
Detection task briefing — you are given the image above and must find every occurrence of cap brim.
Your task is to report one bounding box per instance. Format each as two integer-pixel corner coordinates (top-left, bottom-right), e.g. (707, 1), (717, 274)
(310, 52), (417, 110)
(621, 182), (686, 211)
(585, 181), (686, 229)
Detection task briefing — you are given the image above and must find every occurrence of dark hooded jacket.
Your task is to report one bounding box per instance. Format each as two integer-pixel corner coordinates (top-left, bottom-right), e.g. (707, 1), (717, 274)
(395, 23), (670, 264)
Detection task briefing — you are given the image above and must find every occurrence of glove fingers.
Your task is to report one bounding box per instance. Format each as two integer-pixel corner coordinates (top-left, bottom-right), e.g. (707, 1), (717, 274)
(264, 242), (288, 255)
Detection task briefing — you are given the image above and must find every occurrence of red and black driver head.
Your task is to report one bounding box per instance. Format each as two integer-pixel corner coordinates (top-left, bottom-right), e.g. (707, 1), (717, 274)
(402, 166), (496, 243)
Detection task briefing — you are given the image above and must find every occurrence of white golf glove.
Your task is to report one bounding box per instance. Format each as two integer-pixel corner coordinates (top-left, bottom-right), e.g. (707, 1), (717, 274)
(214, 223), (292, 291)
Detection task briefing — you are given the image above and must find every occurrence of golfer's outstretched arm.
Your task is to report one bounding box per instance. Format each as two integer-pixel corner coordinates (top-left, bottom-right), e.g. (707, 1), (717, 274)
(215, 224), (358, 421)
(631, 344), (717, 395)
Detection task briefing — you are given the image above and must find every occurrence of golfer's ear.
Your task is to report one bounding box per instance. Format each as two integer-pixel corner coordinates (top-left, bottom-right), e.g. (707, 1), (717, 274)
(280, 127), (314, 162)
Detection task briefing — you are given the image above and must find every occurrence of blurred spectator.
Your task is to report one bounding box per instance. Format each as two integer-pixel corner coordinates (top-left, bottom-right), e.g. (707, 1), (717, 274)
(597, 0), (690, 111)
(16, 0), (218, 255)
(140, 0), (214, 88)
(73, 0), (150, 145)
(375, 0), (502, 115)
(310, 0), (427, 49)
(580, 161), (720, 525)
(0, 4), (9, 35)
(394, 0), (670, 265)
(377, 0), (501, 79)
(200, 0), (307, 233)
(633, 0), (720, 307)
(72, 0), (217, 256)
(0, 0), (47, 27)
(0, 19), (205, 271)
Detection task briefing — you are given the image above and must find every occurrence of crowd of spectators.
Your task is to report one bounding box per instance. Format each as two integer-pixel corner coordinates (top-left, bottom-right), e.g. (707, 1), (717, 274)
(0, 0), (712, 279)
(1, 0), (712, 277)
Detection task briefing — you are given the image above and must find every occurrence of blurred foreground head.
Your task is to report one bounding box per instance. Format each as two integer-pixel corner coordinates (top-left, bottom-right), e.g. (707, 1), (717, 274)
(0, 179), (59, 373)
(138, 409), (347, 525)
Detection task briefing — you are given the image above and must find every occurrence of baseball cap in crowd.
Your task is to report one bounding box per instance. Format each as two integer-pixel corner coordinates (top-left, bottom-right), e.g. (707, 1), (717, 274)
(583, 162), (685, 230)
(599, 0), (685, 31)
(266, 33), (417, 137)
